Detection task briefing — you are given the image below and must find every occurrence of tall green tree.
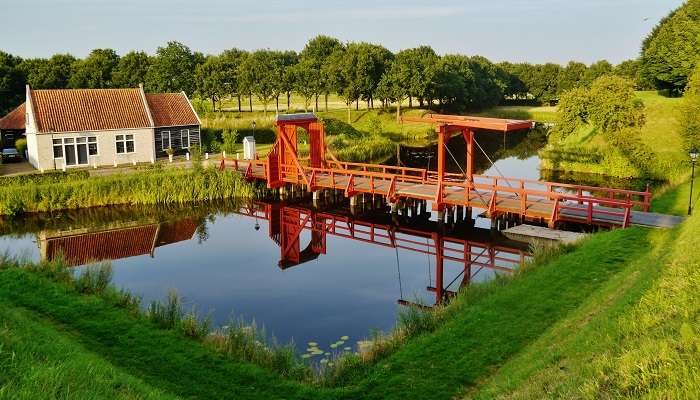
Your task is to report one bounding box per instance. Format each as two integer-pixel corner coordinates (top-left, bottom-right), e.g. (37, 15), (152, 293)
(146, 41), (201, 95)
(237, 50), (284, 115)
(582, 60), (613, 86)
(69, 48), (119, 88)
(394, 46), (438, 107)
(113, 51), (150, 88)
(680, 64), (700, 150)
(299, 35), (343, 111)
(558, 61), (587, 92)
(20, 54), (75, 89)
(360, 44), (393, 109)
(220, 49), (247, 112)
(324, 44), (365, 123)
(195, 55), (227, 111)
(640, 0), (700, 93)
(279, 51), (298, 111)
(292, 58), (317, 112)
(0, 51), (25, 114)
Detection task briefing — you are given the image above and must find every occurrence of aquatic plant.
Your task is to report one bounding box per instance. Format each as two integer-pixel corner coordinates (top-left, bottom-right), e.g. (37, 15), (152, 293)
(0, 167), (255, 216)
(206, 317), (310, 381)
(73, 263), (113, 295)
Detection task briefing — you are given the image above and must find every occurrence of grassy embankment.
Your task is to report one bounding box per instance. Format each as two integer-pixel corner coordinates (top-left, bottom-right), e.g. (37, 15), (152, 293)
(464, 182), (699, 399)
(0, 167), (254, 216)
(2, 182), (697, 398)
(539, 91), (686, 181)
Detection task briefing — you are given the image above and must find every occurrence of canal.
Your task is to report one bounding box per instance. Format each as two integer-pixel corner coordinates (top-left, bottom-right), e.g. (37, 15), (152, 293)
(0, 127), (653, 358)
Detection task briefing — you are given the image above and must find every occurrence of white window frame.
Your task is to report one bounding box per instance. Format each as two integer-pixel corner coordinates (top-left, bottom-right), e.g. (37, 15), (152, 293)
(87, 136), (98, 156)
(116, 134), (135, 154)
(161, 130), (171, 151)
(180, 129), (190, 149)
(53, 137), (92, 165)
(52, 139), (64, 159)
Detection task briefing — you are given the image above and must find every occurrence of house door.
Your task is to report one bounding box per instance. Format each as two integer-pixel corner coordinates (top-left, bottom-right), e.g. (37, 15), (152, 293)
(64, 139), (76, 166)
(63, 138), (89, 166)
(76, 137), (88, 165)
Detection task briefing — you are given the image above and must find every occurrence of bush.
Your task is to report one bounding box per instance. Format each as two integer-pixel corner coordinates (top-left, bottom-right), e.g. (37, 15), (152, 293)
(14, 138), (27, 155)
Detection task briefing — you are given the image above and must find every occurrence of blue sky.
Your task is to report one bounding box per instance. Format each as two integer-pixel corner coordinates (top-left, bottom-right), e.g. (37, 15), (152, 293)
(1, 0), (685, 64)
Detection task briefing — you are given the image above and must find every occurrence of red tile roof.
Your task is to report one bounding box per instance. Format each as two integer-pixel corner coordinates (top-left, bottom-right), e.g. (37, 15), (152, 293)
(45, 224), (159, 267)
(155, 219), (198, 246)
(43, 218), (198, 267)
(145, 93), (200, 127)
(0, 103), (25, 130)
(31, 88), (152, 133)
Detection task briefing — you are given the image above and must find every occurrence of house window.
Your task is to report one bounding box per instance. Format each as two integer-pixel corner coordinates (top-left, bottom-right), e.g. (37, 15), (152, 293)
(87, 136), (98, 156)
(181, 129), (190, 149)
(53, 139), (63, 158)
(161, 131), (171, 151)
(116, 134), (135, 154)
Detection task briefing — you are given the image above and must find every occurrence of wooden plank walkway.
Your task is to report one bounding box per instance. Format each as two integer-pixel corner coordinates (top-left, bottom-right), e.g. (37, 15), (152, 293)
(503, 225), (587, 244)
(224, 160), (684, 229)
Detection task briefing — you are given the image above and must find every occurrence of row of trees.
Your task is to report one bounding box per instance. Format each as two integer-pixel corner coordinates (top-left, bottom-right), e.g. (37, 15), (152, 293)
(1, 36), (639, 119)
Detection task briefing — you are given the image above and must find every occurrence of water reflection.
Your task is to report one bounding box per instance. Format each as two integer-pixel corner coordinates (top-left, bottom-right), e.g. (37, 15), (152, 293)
(236, 200), (528, 306)
(0, 198), (529, 348)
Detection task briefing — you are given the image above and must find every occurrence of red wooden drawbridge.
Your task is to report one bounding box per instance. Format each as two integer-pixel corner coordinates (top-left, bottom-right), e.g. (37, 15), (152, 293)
(222, 113), (659, 229)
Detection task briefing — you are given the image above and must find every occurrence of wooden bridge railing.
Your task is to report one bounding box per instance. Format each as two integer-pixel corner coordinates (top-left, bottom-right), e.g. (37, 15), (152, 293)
(221, 158), (646, 227)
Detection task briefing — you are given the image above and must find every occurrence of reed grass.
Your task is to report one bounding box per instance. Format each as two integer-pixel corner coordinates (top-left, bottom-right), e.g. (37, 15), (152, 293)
(0, 167), (255, 216)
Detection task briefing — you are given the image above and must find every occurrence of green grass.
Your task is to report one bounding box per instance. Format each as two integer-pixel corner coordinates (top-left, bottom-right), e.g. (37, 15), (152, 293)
(0, 264), (336, 399)
(0, 167), (255, 215)
(463, 183), (700, 399)
(474, 105), (559, 123)
(0, 305), (173, 400)
(540, 91), (686, 180)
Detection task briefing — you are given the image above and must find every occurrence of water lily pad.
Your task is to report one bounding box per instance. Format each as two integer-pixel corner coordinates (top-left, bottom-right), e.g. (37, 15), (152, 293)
(313, 350), (324, 355)
(330, 344), (338, 349)
(340, 336), (349, 341)
(320, 359), (328, 364)
(324, 352), (330, 356)
(301, 354), (311, 359)
(344, 347), (352, 351)
(308, 342), (318, 347)
(328, 362), (335, 367)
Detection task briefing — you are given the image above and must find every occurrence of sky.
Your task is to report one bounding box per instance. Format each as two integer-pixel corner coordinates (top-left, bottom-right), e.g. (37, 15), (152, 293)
(0, 0), (686, 64)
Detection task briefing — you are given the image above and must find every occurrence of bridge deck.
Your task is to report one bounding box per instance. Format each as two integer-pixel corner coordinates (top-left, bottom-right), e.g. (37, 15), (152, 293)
(224, 160), (682, 229)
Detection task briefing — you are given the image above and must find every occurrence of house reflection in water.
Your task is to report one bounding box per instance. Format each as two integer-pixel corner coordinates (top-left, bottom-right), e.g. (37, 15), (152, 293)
(38, 219), (199, 267)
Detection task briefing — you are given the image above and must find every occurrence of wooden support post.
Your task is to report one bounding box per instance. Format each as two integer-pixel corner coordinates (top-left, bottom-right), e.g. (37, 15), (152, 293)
(434, 233), (444, 304)
(434, 125), (447, 211)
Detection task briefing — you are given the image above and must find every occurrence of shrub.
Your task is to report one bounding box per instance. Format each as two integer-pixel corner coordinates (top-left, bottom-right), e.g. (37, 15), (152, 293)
(14, 138), (27, 155)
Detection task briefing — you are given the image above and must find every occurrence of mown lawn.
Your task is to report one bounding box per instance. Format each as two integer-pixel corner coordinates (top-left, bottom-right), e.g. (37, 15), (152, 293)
(464, 183), (700, 399)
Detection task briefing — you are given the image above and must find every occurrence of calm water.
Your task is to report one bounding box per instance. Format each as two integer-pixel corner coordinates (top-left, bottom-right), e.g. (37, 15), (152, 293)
(0, 127), (652, 352)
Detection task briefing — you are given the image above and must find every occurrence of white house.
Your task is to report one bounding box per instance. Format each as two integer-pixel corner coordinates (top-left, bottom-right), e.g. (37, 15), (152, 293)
(22, 85), (200, 171)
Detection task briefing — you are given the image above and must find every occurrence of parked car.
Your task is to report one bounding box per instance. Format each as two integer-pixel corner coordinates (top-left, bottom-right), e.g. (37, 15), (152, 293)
(1, 148), (22, 163)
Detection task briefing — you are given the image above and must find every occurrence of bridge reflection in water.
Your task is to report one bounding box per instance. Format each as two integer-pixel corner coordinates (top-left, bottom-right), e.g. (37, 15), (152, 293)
(35, 199), (529, 309)
(235, 199), (530, 308)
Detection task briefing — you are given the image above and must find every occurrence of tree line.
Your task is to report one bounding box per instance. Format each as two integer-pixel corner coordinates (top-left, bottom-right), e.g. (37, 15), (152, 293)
(0, 35), (648, 120)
